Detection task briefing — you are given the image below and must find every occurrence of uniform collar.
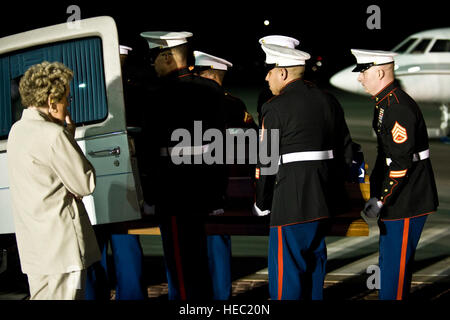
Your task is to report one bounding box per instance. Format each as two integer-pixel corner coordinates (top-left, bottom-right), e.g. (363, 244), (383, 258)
(174, 67), (191, 78)
(371, 81), (397, 105)
(198, 76), (224, 92)
(279, 78), (303, 94)
(163, 67), (192, 80)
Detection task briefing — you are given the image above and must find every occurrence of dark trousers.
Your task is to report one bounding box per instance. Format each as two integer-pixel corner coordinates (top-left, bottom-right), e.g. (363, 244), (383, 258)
(378, 214), (427, 300)
(268, 221), (327, 300)
(159, 216), (213, 300)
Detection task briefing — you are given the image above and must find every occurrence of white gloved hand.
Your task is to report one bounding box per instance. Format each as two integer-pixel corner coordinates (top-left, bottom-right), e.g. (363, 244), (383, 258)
(363, 197), (383, 218)
(252, 203), (270, 216)
(209, 208), (225, 216)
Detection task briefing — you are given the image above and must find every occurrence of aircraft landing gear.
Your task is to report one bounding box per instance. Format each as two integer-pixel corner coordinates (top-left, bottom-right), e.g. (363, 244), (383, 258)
(440, 104), (449, 136)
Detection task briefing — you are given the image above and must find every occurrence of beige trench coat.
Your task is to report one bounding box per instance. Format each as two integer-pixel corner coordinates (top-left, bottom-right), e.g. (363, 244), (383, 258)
(7, 108), (101, 275)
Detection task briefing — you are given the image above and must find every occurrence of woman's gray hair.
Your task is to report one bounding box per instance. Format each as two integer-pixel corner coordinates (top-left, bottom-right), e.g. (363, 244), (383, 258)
(19, 61), (73, 107)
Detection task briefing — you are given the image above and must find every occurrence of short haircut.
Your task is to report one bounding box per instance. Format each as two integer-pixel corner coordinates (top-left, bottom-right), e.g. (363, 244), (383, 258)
(286, 65), (305, 79)
(198, 68), (227, 82)
(170, 43), (189, 64)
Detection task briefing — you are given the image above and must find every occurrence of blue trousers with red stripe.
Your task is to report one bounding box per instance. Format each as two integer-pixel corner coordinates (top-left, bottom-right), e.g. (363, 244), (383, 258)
(159, 216), (213, 300)
(85, 233), (146, 300)
(207, 235), (232, 300)
(378, 214), (427, 300)
(268, 221), (327, 300)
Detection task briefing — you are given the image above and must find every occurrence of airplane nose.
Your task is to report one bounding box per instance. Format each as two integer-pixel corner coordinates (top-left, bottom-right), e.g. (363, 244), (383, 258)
(329, 66), (365, 95)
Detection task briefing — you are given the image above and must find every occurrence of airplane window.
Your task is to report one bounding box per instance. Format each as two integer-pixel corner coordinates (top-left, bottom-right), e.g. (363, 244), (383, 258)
(410, 38), (432, 54)
(430, 40), (450, 52)
(394, 38), (417, 53)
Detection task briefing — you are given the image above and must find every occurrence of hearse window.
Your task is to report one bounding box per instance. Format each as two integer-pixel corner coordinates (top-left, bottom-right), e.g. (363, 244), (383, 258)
(410, 38), (432, 54)
(0, 37), (108, 140)
(430, 39), (450, 52)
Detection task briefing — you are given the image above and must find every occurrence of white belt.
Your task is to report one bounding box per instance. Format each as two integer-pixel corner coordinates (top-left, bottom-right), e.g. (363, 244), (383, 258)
(386, 149), (429, 166)
(160, 144), (211, 157)
(279, 150), (334, 165)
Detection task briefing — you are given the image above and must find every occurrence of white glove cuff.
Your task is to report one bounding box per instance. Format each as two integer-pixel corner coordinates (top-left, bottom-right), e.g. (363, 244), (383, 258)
(253, 203), (270, 216)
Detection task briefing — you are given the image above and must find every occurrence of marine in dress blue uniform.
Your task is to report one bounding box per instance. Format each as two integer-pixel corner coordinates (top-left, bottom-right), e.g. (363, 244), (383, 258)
(139, 32), (226, 300)
(255, 43), (354, 300)
(193, 51), (232, 300)
(193, 51), (258, 300)
(352, 49), (439, 300)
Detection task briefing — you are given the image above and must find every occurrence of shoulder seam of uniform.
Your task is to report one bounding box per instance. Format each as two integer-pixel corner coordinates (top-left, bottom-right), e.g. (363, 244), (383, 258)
(376, 88), (398, 106)
(392, 91), (400, 104)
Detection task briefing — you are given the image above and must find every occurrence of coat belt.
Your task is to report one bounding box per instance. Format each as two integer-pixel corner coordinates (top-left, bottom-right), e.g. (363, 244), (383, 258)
(386, 149), (429, 166)
(278, 150), (334, 165)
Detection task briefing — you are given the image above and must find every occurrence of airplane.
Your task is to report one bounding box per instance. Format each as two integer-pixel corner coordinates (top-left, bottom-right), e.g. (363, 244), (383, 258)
(329, 27), (450, 138)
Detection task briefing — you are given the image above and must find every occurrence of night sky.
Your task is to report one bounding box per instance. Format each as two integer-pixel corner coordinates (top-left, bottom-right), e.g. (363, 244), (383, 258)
(1, 0), (448, 85)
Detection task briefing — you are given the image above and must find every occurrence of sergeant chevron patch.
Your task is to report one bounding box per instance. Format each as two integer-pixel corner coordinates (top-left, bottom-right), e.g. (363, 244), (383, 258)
(391, 121), (408, 144)
(390, 169), (407, 178)
(255, 167), (260, 179)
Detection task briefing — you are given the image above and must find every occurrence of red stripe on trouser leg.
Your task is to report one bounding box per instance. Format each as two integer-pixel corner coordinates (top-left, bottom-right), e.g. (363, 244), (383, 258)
(171, 216), (186, 300)
(396, 218), (410, 300)
(277, 226), (283, 300)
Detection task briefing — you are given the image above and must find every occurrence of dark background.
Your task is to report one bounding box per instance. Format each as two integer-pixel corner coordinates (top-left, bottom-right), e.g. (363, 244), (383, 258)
(0, 0), (448, 85)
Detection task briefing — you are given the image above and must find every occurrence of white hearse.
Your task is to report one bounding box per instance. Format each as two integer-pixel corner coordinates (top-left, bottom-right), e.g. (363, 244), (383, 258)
(0, 16), (142, 235)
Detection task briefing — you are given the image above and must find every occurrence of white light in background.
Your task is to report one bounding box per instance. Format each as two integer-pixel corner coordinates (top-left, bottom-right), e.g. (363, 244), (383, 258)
(78, 83), (87, 88)
(264, 20), (270, 26)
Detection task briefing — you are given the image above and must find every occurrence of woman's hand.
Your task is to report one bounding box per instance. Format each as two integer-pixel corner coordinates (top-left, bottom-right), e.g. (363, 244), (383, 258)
(70, 193), (83, 202)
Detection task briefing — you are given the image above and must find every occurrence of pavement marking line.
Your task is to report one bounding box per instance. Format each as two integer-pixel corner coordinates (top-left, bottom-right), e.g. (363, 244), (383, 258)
(413, 256), (450, 279)
(327, 226), (450, 279)
(256, 268), (268, 275)
(345, 119), (373, 126)
(326, 224), (379, 260)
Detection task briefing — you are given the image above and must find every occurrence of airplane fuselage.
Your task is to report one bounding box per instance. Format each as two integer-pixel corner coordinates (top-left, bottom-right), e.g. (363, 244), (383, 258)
(330, 28), (450, 104)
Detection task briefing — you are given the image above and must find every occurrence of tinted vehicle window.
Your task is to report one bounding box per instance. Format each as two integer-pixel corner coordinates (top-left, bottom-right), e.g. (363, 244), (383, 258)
(0, 37), (108, 139)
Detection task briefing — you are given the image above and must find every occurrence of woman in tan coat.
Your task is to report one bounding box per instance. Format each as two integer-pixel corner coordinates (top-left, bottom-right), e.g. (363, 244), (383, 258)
(7, 61), (101, 300)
